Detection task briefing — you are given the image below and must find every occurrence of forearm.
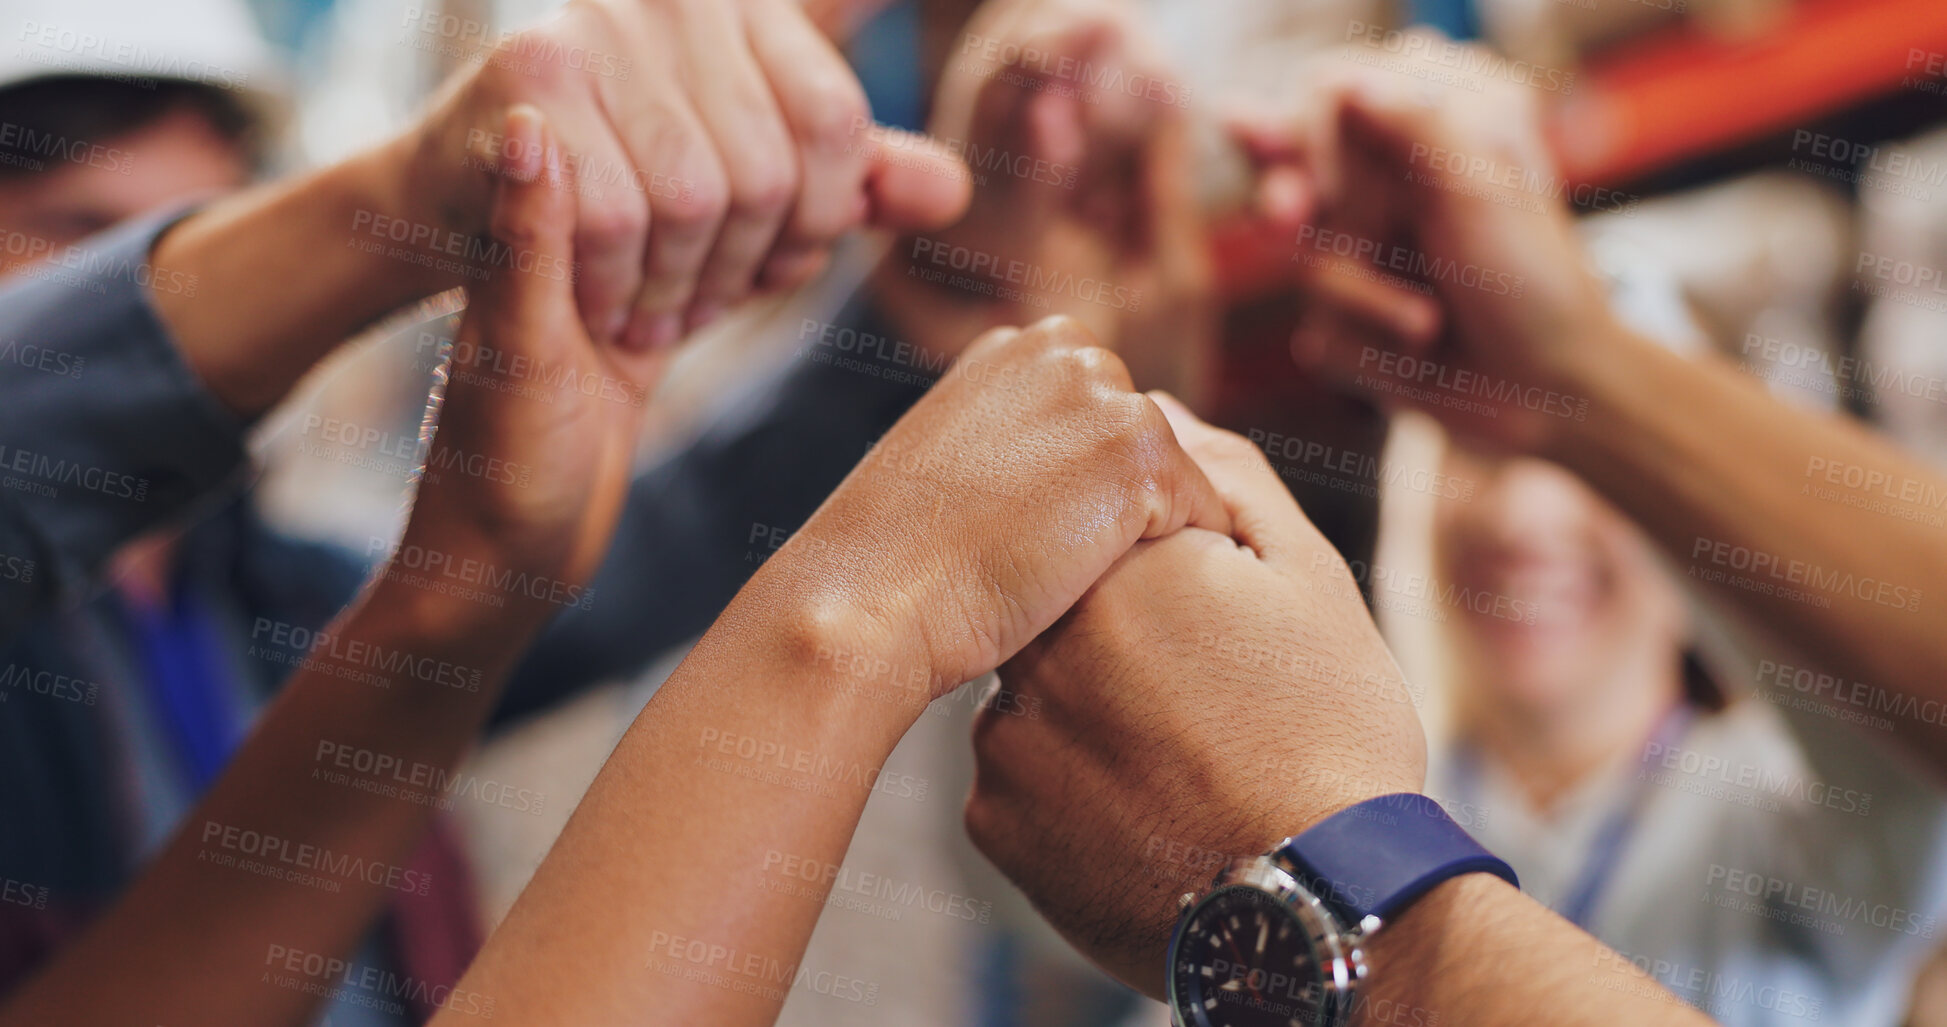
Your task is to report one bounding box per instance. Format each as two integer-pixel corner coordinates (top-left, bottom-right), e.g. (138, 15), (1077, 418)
(0, 574), (550, 1026)
(439, 579), (923, 1025)
(1362, 875), (1712, 1026)
(149, 133), (455, 419)
(1549, 322), (1947, 768)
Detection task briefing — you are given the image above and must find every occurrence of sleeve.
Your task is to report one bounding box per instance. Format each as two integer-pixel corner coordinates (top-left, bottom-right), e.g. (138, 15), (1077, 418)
(490, 293), (938, 725)
(0, 211), (251, 640)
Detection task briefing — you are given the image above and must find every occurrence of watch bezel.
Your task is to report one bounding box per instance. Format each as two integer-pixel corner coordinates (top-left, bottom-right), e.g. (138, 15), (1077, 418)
(1166, 856), (1368, 1027)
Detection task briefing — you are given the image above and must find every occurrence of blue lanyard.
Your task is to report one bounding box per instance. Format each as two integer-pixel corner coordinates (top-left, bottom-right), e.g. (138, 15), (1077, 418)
(1453, 704), (1693, 931)
(123, 581), (243, 792)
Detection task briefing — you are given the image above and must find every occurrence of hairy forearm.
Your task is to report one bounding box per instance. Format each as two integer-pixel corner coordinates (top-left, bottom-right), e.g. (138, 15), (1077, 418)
(1362, 875), (1711, 1026)
(148, 134), (455, 419)
(1548, 322), (1947, 770)
(0, 572), (551, 1027)
(436, 579), (924, 1026)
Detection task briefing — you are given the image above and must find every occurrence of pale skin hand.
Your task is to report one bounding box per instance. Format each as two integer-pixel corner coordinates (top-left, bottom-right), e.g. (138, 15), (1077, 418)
(0, 109), (662, 1027)
(1286, 73), (1947, 778)
(966, 397), (1712, 1026)
(432, 316), (1233, 1026)
(150, 0), (972, 418)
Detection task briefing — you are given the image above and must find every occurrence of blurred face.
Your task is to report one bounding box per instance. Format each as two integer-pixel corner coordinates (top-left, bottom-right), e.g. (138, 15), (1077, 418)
(0, 103), (248, 248)
(1433, 443), (1685, 719)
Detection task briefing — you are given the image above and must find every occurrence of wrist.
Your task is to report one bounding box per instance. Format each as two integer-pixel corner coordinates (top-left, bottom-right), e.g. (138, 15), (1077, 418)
(377, 517), (571, 640)
(358, 129), (473, 296)
(1534, 314), (1662, 468)
(1360, 872), (1514, 1011)
(342, 571), (552, 692)
(710, 574), (938, 750)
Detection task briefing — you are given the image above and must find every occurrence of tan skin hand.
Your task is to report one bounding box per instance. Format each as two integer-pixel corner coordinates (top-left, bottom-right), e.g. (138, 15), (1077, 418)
(967, 393), (1423, 996)
(402, 105), (665, 592)
(874, 0), (1215, 400)
(0, 107), (657, 1027)
(746, 315), (1236, 700)
(428, 317), (1242, 1026)
(1284, 68), (1609, 451)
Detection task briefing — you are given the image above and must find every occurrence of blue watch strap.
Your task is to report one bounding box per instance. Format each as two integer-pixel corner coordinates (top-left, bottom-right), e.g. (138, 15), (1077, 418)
(1279, 793), (1518, 927)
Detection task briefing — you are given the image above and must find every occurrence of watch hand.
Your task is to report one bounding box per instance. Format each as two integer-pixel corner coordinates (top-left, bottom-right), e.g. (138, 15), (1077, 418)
(1223, 932), (1266, 1003)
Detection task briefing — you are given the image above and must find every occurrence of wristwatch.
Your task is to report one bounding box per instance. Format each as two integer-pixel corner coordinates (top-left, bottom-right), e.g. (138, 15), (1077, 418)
(1166, 793), (1517, 1027)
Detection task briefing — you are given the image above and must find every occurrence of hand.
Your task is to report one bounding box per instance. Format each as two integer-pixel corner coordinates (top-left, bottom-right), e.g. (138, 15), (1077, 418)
(731, 316), (1233, 712)
(964, 393), (1425, 996)
(394, 0), (972, 350)
(396, 108), (657, 617)
(874, 0), (1215, 400)
(1284, 59), (1618, 450)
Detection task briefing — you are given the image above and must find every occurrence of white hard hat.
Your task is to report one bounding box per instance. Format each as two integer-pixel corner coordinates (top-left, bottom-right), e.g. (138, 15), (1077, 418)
(0, 0), (288, 128)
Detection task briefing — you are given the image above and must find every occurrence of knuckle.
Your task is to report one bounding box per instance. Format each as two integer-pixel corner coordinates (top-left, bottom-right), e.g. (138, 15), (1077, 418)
(576, 193), (649, 250)
(1021, 314), (1093, 350)
(962, 793), (1001, 853)
(656, 165), (729, 232)
(728, 154), (797, 218)
(1202, 428), (1270, 469)
(489, 204), (540, 251)
(1055, 344), (1135, 404)
(1107, 395), (1169, 467)
(799, 78), (871, 153)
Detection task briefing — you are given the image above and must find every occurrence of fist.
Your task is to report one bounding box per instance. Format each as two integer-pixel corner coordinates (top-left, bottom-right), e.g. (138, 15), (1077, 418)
(965, 397), (1426, 996)
(740, 316), (1233, 711)
(401, 0), (969, 349)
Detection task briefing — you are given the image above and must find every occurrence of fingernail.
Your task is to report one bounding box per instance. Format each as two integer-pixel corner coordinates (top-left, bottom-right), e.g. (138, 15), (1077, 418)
(502, 105), (544, 182)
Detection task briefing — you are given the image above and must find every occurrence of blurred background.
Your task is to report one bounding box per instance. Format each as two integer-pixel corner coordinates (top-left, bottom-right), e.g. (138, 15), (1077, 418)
(10, 0), (1947, 1023)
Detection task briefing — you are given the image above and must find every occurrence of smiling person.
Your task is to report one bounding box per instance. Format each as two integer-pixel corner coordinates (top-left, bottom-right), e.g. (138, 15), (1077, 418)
(1279, 65), (1947, 785)
(1422, 438), (1947, 1027)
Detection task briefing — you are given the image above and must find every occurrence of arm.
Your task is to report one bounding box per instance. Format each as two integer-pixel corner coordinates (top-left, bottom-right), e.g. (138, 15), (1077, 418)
(0, 114), (658, 1026)
(1545, 321), (1947, 769)
(1281, 74), (1947, 774)
(0, 0), (969, 640)
(145, 137), (449, 418)
(1367, 874), (1713, 1027)
(153, 0), (963, 418)
(0, 214), (249, 638)
(963, 396), (1711, 1025)
(498, 295), (933, 716)
(435, 315), (1233, 1025)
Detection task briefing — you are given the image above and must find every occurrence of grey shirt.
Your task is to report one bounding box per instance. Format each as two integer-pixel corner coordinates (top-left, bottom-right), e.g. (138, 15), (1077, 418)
(0, 211), (248, 639)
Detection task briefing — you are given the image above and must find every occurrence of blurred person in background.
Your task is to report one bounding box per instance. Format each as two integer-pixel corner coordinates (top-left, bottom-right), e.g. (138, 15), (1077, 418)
(1421, 437), (1947, 1027)
(1208, 48), (1947, 1026)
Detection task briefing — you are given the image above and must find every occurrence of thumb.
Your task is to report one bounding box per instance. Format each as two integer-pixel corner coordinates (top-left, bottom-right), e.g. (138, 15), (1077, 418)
(1148, 391), (1319, 572)
(470, 104), (578, 348)
(863, 126), (974, 231)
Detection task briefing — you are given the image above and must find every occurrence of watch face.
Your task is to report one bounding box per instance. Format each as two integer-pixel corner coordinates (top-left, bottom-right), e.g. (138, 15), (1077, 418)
(1170, 885), (1330, 1027)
